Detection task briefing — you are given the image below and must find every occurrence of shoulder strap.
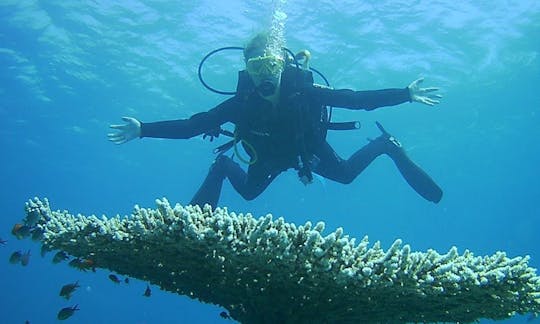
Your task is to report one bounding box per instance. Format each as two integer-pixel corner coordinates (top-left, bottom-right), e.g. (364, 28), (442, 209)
(280, 65), (314, 96)
(235, 70), (256, 99)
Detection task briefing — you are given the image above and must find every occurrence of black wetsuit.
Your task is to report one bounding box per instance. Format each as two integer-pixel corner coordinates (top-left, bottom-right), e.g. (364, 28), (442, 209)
(140, 67), (442, 206)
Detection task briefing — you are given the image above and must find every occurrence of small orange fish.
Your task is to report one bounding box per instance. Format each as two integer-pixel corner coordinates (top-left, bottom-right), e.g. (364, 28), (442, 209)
(57, 304), (79, 320)
(143, 284), (151, 297)
(59, 281), (80, 300)
(108, 274), (121, 283)
(9, 250), (22, 264)
(53, 251), (69, 264)
(69, 258), (96, 272)
(21, 250), (31, 266)
(81, 258), (96, 272)
(11, 223), (32, 239)
(11, 224), (23, 236)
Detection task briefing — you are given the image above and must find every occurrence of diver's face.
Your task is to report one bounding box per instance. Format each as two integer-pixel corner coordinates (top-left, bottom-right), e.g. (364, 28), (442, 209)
(246, 55), (284, 97)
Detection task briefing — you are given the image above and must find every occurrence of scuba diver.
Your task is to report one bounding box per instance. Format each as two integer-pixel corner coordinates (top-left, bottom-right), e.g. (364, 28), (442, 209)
(108, 33), (443, 207)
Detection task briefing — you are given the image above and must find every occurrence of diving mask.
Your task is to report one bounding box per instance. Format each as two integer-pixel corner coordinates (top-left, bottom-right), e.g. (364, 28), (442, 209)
(246, 55), (284, 79)
(246, 55), (284, 96)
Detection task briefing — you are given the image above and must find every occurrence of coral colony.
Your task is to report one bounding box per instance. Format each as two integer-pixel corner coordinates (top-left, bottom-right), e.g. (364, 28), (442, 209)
(22, 197), (540, 323)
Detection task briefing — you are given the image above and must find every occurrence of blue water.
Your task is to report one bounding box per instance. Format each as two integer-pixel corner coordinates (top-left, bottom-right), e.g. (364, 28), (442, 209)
(1, 1), (539, 323)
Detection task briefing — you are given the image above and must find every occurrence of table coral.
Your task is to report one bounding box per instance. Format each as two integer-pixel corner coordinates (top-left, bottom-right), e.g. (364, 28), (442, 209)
(23, 197), (540, 323)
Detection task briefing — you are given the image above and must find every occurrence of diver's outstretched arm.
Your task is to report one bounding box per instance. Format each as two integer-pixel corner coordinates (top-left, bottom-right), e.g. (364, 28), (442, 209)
(311, 78), (442, 111)
(108, 97), (239, 144)
(108, 117), (141, 145)
(407, 78), (442, 106)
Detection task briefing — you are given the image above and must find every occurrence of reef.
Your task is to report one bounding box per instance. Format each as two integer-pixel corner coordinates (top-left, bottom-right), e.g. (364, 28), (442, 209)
(23, 197), (540, 323)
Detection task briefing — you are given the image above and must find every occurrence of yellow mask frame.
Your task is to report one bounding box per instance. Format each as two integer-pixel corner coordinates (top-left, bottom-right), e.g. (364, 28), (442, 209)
(246, 55), (284, 78)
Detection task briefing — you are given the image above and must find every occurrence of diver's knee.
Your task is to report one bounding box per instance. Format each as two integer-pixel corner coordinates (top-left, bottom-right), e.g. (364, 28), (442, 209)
(337, 175), (354, 185)
(241, 191), (259, 201)
(215, 154), (232, 164)
(332, 168), (355, 184)
(239, 185), (265, 201)
(210, 154), (231, 171)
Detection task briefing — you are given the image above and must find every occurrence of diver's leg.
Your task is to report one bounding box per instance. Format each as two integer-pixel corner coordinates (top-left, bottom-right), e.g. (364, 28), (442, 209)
(189, 154), (243, 208)
(371, 122), (443, 203)
(232, 162), (281, 201)
(313, 124), (442, 203)
(313, 140), (381, 184)
(189, 155), (280, 207)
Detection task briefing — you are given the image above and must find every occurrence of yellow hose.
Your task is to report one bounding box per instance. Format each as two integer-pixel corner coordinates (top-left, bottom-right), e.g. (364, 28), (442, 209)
(233, 130), (258, 165)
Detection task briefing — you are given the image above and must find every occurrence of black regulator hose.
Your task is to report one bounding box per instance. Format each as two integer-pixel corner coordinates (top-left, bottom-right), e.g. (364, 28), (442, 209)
(198, 46), (244, 95)
(310, 67), (330, 87)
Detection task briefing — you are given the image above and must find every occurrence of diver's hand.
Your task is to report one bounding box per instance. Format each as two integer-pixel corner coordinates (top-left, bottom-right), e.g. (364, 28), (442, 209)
(108, 117), (141, 144)
(407, 78), (442, 106)
(203, 127), (222, 142)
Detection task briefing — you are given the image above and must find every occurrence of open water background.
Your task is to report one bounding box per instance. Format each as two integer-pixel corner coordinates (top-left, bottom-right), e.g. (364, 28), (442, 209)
(1, 1), (539, 323)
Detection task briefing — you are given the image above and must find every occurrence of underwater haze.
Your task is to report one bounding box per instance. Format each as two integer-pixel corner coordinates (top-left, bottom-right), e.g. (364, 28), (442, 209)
(1, 0), (540, 323)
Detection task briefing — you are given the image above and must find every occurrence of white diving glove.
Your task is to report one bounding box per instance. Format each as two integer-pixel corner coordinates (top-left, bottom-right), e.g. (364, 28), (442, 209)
(108, 117), (141, 144)
(407, 78), (442, 106)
